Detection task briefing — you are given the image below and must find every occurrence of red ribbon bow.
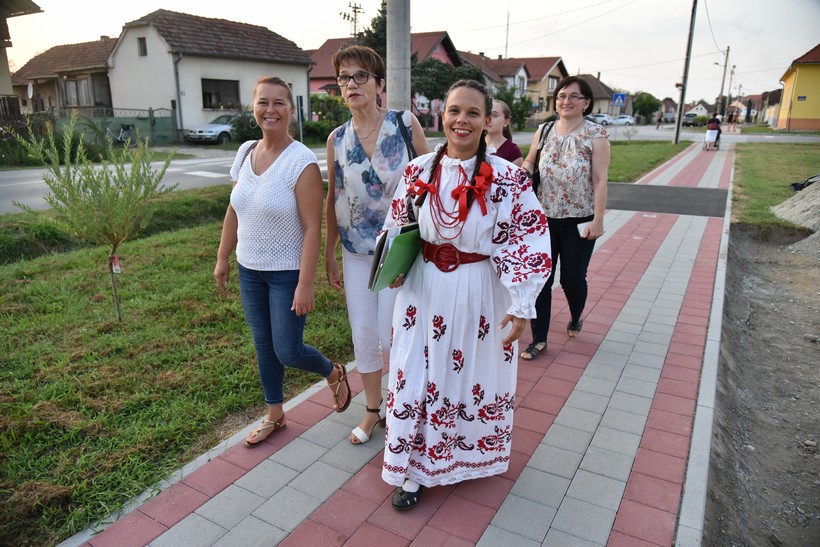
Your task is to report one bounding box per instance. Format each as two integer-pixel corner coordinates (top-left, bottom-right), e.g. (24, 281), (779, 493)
(409, 178), (436, 198)
(450, 163), (494, 221)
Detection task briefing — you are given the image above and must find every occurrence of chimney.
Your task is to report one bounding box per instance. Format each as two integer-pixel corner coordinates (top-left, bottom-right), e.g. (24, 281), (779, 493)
(498, 55), (502, 60)
(100, 35), (110, 40)
(597, 72), (600, 80)
(479, 52), (484, 57)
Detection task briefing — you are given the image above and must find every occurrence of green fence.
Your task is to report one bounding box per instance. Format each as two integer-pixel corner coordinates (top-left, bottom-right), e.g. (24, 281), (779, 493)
(54, 107), (178, 144)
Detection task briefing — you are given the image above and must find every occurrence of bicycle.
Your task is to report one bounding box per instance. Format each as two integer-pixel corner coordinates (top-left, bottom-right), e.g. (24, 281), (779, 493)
(104, 123), (138, 146)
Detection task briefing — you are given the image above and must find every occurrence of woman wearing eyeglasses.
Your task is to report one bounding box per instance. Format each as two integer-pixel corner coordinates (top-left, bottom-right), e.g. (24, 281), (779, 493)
(519, 76), (610, 360)
(325, 45), (430, 446)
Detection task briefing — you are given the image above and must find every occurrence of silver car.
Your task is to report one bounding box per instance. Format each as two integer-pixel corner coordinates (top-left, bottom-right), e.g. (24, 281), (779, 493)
(184, 114), (238, 144)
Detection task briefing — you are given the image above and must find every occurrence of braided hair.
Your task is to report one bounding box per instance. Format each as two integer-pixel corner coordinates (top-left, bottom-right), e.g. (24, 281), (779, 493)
(415, 79), (492, 211)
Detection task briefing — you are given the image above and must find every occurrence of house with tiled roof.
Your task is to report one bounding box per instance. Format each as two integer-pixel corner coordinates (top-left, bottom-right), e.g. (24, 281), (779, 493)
(508, 56), (568, 122)
(11, 37), (116, 115)
(1, 0), (41, 121)
(577, 73), (620, 117)
(777, 43), (820, 130)
(458, 52), (529, 99)
(109, 9), (313, 132)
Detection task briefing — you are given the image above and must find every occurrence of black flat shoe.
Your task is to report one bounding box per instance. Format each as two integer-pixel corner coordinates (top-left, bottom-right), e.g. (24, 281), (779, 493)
(392, 485), (424, 511)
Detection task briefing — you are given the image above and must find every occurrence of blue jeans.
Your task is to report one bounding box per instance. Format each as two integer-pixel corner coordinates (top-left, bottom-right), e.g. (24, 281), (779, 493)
(530, 217), (596, 345)
(238, 264), (333, 405)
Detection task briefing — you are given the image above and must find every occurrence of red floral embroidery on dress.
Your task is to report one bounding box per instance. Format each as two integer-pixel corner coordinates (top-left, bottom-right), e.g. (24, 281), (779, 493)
(429, 397), (474, 431)
(477, 315), (490, 340)
(494, 245), (552, 283)
(402, 305), (416, 330)
(477, 424), (512, 454)
(395, 369), (406, 393)
(503, 342), (514, 362)
(477, 393), (514, 423)
(432, 315), (447, 340)
(472, 383), (485, 406)
(427, 431), (474, 463)
(451, 349), (464, 372)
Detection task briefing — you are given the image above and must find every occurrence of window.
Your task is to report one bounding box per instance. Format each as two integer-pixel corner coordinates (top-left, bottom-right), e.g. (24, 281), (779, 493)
(548, 76), (558, 91)
(138, 37), (147, 56)
(64, 78), (90, 106)
(201, 79), (240, 109)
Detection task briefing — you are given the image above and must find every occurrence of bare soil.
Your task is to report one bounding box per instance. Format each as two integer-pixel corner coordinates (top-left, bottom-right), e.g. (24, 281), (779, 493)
(703, 225), (820, 546)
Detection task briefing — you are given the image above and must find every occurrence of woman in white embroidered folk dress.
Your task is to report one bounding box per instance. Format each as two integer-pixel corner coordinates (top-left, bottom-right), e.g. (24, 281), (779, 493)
(381, 80), (552, 510)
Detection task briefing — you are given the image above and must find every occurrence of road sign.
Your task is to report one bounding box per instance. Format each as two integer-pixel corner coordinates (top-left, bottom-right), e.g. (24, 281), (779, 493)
(612, 93), (626, 107)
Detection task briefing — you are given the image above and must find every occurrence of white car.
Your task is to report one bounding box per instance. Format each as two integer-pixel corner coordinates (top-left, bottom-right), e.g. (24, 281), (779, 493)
(613, 115), (635, 126)
(587, 113), (614, 125)
(184, 114), (238, 144)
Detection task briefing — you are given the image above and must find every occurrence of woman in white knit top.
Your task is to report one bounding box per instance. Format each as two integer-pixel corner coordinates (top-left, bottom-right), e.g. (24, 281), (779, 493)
(214, 76), (351, 447)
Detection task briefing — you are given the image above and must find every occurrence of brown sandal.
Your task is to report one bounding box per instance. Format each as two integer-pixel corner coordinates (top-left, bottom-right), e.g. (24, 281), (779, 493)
(244, 417), (286, 448)
(328, 363), (351, 413)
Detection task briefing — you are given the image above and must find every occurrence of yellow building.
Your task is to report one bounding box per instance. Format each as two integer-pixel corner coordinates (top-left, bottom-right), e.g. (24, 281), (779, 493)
(778, 43), (820, 130)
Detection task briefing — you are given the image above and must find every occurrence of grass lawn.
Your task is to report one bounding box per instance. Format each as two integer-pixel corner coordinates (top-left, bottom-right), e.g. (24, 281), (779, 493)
(1, 139), (812, 545)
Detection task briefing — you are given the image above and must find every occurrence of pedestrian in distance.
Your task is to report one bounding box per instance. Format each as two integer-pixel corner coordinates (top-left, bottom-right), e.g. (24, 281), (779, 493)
(656, 112), (663, 130)
(381, 79), (552, 510)
(519, 75), (610, 360)
(485, 99), (523, 166)
(214, 76), (351, 448)
(324, 45), (430, 446)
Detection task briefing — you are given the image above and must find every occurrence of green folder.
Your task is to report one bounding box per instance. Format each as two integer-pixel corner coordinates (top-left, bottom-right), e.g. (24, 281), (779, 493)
(368, 223), (421, 292)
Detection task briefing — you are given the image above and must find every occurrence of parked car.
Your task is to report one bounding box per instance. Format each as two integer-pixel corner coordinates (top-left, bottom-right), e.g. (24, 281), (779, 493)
(681, 112), (705, 127)
(613, 115), (635, 126)
(184, 114), (238, 144)
(587, 113), (614, 125)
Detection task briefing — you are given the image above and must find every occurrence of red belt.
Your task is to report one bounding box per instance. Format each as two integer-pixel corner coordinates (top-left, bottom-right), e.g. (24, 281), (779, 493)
(422, 241), (489, 273)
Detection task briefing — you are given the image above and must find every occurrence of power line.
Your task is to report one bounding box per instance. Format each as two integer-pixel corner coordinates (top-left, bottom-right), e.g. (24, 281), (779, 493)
(447, 0), (618, 35)
(702, 0), (722, 52)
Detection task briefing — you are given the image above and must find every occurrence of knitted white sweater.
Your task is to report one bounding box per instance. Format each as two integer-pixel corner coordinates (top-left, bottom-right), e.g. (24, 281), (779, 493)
(229, 140), (318, 271)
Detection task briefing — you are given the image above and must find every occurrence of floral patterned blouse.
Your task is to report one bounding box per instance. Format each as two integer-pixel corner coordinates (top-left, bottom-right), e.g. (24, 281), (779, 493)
(333, 109), (414, 255)
(536, 120), (607, 218)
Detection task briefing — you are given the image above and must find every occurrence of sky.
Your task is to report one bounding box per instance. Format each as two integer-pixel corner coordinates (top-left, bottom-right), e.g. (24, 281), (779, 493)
(6, 0), (819, 103)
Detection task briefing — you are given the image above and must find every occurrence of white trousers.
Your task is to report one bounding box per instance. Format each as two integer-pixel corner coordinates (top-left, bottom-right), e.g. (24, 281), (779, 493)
(342, 249), (397, 374)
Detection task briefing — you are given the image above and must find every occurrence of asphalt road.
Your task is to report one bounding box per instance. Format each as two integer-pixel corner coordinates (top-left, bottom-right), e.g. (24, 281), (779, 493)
(1, 126), (817, 214)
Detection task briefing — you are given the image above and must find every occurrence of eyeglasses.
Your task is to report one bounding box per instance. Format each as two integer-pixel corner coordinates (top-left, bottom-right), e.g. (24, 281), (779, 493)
(556, 93), (588, 102)
(336, 72), (377, 87)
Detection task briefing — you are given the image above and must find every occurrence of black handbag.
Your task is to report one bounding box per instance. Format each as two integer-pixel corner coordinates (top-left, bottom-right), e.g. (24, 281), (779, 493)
(397, 110), (417, 160)
(531, 122), (553, 194)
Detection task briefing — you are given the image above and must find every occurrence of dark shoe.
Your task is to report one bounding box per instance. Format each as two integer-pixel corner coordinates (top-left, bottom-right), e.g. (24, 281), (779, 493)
(392, 485), (424, 511)
(520, 341), (546, 360)
(567, 319), (584, 337)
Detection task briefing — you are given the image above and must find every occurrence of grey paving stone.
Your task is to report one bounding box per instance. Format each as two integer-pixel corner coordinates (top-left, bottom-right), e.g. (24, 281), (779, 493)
(588, 351), (628, 369)
(491, 493), (555, 542)
(551, 497), (616, 545)
(477, 524), (541, 547)
(578, 446), (634, 482)
(541, 424), (593, 454)
(604, 330), (640, 345)
(596, 340), (634, 356)
(212, 515), (286, 547)
(543, 528), (605, 546)
(599, 407), (647, 436)
(320, 432), (383, 473)
(626, 351), (666, 369)
(674, 524), (703, 547)
(622, 364), (661, 383)
(235, 459), (300, 498)
(609, 391), (652, 417)
(252, 486), (322, 531)
(614, 312), (646, 327)
(195, 484), (267, 529)
(528, 444), (584, 479)
(565, 390), (610, 415)
(641, 321), (676, 336)
(510, 467), (571, 508)
(637, 330), (673, 346)
(288, 460), (352, 499)
(615, 376), (657, 399)
(566, 469), (626, 511)
(554, 407), (602, 434)
(583, 362), (623, 381)
(297, 418), (351, 449)
(324, 401), (368, 429)
(574, 376), (617, 398)
(678, 407), (714, 531)
(589, 426), (641, 458)
(632, 340), (669, 357)
(611, 321), (643, 335)
(268, 437), (328, 472)
(645, 311), (678, 327)
(149, 513), (227, 547)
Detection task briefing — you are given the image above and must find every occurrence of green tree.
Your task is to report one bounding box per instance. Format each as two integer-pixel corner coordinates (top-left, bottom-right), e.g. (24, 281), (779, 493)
(633, 92), (662, 122)
(411, 58), (457, 103)
(493, 84), (532, 130)
(361, 1), (387, 61)
(13, 113), (175, 321)
(454, 64), (486, 85)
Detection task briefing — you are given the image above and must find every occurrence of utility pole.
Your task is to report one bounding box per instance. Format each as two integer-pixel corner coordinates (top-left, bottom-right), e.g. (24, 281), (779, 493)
(726, 65), (735, 114)
(674, 0), (698, 144)
(716, 46), (729, 115)
(340, 2), (364, 41)
(386, 0), (411, 110)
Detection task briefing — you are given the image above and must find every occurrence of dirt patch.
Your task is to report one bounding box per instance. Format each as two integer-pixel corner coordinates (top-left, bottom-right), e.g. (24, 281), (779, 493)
(703, 224), (820, 546)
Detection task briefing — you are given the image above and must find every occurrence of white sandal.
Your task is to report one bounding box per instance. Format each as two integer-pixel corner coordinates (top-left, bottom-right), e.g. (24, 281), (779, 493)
(350, 400), (386, 445)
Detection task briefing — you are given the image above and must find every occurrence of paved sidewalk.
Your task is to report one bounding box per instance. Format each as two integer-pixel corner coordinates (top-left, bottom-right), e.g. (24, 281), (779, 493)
(63, 144), (735, 547)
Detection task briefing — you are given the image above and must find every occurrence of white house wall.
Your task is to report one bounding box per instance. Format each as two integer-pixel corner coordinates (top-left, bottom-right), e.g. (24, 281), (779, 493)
(108, 25), (309, 131)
